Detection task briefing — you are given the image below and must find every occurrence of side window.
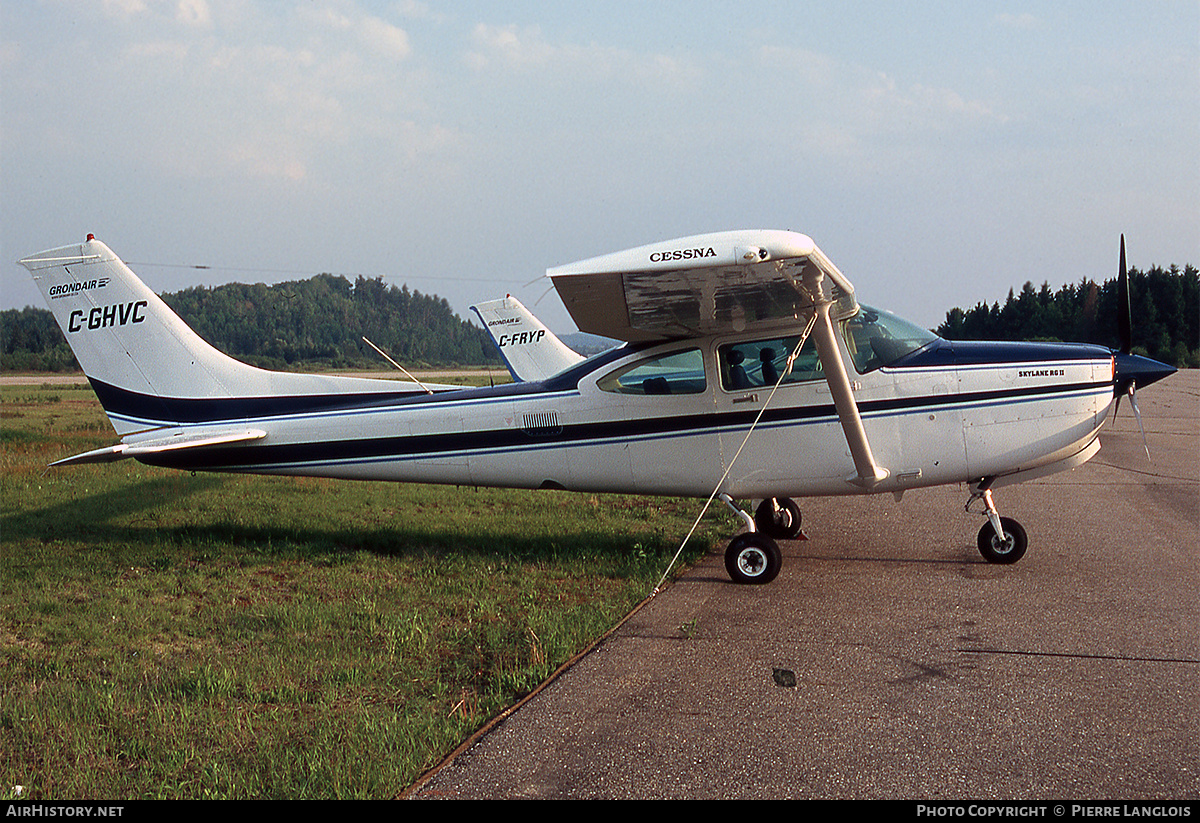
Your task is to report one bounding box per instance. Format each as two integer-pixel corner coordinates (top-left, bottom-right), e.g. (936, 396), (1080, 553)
(719, 336), (823, 391)
(597, 348), (707, 395)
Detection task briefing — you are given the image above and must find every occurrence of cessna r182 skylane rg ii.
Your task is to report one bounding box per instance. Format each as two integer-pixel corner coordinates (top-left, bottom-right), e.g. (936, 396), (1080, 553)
(20, 230), (1175, 584)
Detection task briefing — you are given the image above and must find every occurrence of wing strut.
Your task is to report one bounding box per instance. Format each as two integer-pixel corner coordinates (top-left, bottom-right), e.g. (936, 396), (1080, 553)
(803, 271), (888, 489)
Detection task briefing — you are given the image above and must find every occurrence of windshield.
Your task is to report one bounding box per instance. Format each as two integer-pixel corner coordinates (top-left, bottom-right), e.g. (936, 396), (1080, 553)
(841, 306), (938, 373)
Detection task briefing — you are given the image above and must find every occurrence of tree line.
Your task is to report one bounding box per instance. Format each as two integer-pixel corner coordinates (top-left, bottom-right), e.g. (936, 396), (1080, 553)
(2, 273), (501, 373)
(4, 263), (1196, 373)
(936, 264), (1198, 367)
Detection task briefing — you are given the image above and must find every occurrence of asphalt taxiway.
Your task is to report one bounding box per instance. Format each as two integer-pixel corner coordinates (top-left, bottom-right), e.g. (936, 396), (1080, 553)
(409, 371), (1199, 799)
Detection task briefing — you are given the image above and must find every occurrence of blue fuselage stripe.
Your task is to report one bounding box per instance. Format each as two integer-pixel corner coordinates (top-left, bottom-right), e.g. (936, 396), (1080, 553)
(134, 377), (1113, 472)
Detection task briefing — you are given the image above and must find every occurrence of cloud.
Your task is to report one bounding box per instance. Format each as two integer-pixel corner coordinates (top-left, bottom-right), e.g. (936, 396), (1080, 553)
(894, 81), (1004, 123)
(465, 23), (564, 71)
(992, 13), (1041, 30)
(394, 0), (448, 24)
(97, 0), (210, 25)
(755, 44), (838, 88)
(33, 3), (438, 184)
(464, 22), (699, 86)
(101, 0), (149, 16)
(175, 0), (211, 28)
(359, 15), (411, 60)
(757, 45), (1005, 133)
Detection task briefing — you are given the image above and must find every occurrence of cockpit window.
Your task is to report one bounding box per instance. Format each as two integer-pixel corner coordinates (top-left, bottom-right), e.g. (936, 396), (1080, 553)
(597, 348), (706, 395)
(719, 335), (823, 391)
(841, 305), (938, 373)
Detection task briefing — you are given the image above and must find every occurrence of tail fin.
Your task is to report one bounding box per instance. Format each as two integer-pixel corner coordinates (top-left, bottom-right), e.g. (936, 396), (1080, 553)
(20, 237), (267, 406)
(20, 236), (436, 436)
(471, 295), (583, 382)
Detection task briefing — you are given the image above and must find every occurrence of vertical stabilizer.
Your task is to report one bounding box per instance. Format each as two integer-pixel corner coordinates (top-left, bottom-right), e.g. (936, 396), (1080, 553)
(19, 236), (442, 435)
(471, 295), (583, 382)
(20, 238), (263, 406)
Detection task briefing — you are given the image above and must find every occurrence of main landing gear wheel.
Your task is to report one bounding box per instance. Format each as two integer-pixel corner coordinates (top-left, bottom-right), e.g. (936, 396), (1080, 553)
(977, 517), (1027, 564)
(725, 533), (782, 585)
(754, 497), (803, 540)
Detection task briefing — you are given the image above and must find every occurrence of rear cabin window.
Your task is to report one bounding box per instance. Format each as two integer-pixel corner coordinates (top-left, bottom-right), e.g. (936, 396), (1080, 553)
(719, 335), (823, 391)
(597, 348), (707, 395)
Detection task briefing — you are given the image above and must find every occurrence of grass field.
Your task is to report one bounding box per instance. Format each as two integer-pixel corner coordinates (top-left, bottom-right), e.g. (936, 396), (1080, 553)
(0, 383), (731, 799)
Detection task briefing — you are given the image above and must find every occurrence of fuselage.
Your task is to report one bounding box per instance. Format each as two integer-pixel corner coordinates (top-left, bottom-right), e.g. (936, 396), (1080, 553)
(128, 309), (1118, 500)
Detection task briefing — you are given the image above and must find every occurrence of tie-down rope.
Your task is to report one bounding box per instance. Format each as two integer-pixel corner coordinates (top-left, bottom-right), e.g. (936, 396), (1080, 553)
(652, 311), (819, 594)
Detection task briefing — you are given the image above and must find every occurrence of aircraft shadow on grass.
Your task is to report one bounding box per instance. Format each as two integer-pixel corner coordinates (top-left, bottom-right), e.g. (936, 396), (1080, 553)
(5, 473), (710, 566)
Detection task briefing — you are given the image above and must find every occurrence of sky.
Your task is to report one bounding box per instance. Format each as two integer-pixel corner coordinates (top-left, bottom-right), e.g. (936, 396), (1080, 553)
(2, 1), (1197, 335)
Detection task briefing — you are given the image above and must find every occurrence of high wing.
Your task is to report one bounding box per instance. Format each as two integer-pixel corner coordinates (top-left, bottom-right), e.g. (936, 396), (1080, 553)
(547, 230), (858, 343)
(549, 229), (885, 487)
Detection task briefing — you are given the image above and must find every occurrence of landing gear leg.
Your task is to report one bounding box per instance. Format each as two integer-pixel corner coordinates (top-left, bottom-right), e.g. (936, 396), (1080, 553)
(719, 493), (756, 534)
(967, 482), (1028, 564)
(719, 494), (782, 584)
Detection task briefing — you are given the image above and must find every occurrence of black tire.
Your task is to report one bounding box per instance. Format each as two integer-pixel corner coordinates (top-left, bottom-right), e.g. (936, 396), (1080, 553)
(754, 497), (803, 540)
(725, 533), (782, 584)
(977, 517), (1027, 564)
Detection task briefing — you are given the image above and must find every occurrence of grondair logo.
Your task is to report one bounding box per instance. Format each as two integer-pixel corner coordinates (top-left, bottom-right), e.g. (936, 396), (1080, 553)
(48, 278), (110, 299)
(649, 247), (717, 263)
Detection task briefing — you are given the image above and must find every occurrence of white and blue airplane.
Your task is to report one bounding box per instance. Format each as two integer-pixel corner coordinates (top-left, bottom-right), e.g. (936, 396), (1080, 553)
(19, 230), (1174, 584)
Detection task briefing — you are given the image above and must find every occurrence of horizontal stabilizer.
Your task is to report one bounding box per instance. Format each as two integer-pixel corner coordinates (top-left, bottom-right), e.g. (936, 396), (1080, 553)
(51, 428), (267, 467)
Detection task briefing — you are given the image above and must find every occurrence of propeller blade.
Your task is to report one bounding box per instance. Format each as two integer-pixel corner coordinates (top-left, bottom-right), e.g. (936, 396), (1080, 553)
(1118, 234), (1132, 355)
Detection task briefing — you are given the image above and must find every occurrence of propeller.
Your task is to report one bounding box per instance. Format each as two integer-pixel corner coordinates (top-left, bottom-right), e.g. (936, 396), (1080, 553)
(1110, 235), (1176, 458)
(1118, 234), (1132, 355)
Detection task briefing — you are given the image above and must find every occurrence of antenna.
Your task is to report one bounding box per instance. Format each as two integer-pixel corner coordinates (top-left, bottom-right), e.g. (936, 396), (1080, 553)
(361, 336), (434, 394)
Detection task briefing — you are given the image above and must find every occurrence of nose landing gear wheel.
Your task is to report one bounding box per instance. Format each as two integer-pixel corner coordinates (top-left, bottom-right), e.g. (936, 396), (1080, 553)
(725, 533), (782, 584)
(977, 517), (1027, 564)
